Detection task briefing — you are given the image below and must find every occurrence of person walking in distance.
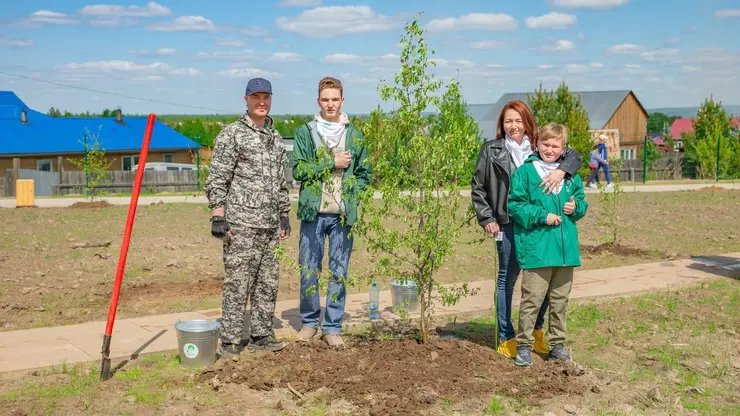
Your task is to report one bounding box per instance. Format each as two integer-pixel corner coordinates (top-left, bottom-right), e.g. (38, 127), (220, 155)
(206, 78), (292, 358)
(596, 134), (613, 189)
(292, 77), (372, 349)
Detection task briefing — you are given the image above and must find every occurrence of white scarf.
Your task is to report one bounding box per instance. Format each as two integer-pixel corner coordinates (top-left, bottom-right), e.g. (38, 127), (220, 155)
(532, 160), (563, 194)
(505, 134), (532, 168)
(315, 113), (348, 148)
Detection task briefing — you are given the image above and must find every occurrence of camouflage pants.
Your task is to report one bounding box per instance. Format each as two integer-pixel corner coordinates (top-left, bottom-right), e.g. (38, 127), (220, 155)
(221, 226), (280, 344)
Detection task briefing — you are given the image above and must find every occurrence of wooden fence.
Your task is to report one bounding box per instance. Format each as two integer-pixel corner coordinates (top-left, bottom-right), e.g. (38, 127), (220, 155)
(598, 153), (684, 182)
(55, 170), (202, 195)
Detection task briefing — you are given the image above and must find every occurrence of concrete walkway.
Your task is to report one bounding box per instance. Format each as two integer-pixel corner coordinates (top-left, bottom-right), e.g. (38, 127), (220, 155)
(1, 254), (738, 374)
(1, 182), (737, 208)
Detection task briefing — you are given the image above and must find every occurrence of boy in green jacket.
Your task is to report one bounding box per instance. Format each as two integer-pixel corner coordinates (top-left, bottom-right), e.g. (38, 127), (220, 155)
(507, 123), (588, 367)
(291, 77), (372, 349)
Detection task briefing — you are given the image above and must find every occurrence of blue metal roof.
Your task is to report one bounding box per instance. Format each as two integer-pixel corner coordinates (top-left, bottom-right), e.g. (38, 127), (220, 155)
(0, 91), (198, 156)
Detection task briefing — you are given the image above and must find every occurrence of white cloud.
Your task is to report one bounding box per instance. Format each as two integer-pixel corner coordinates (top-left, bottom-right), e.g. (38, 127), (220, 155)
(641, 48), (679, 61)
(645, 77), (661, 83)
(714, 9), (740, 18)
(88, 17), (138, 28)
(681, 66), (699, 73)
(216, 38), (248, 47)
(590, 62), (604, 68)
(20, 10), (80, 26)
(60, 60), (170, 72)
(426, 13), (517, 32)
(525, 12), (577, 30)
(545, 39), (576, 52)
(452, 59), (476, 68)
(80, 2), (171, 17)
(192, 50), (254, 61)
(277, 0), (322, 7)
(130, 47), (177, 56)
(606, 43), (644, 55)
(665, 38), (680, 46)
(320, 53), (360, 63)
(565, 63), (588, 73)
(170, 68), (202, 76)
(487, 64), (505, 68)
(470, 40), (512, 50)
(268, 52), (304, 62)
(240, 27), (270, 37)
(148, 16), (217, 32)
(339, 72), (378, 84)
(430, 58), (449, 66)
(0, 38), (34, 47)
(538, 64), (554, 69)
(548, 0), (629, 10)
(219, 68), (282, 78)
(276, 6), (399, 38)
(133, 75), (166, 81)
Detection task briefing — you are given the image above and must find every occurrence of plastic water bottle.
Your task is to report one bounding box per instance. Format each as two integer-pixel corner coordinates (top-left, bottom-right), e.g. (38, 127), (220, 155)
(369, 282), (380, 319)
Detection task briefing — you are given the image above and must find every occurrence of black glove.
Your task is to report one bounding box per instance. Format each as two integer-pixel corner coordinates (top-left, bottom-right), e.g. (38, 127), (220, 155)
(280, 216), (291, 237)
(211, 216), (230, 239)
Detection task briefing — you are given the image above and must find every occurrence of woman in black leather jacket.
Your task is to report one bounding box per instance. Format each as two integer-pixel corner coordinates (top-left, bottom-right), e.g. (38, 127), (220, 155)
(471, 100), (582, 358)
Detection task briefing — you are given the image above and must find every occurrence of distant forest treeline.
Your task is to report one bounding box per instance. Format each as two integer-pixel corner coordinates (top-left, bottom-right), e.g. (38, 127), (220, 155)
(46, 107), (369, 146)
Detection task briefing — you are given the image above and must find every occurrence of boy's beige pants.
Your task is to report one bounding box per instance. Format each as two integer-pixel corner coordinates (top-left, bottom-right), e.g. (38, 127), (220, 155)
(516, 267), (574, 349)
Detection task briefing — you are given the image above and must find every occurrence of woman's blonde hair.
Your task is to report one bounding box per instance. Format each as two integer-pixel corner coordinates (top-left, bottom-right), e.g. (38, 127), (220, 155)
(538, 123), (569, 145)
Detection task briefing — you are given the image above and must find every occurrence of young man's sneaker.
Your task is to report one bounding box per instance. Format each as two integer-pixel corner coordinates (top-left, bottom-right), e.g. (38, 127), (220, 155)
(515, 347), (532, 367)
(548, 344), (570, 361)
(296, 326), (319, 342)
(323, 333), (345, 349)
(247, 335), (286, 352)
(219, 342), (242, 359)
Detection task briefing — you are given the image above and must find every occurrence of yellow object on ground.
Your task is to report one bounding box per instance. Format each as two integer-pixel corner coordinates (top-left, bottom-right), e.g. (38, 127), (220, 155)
(496, 338), (518, 358)
(15, 179), (34, 208)
(533, 329), (550, 354)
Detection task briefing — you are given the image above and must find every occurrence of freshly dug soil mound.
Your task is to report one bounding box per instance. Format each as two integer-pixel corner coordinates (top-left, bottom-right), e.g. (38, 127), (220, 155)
(580, 243), (657, 258)
(200, 338), (589, 415)
(69, 201), (113, 209)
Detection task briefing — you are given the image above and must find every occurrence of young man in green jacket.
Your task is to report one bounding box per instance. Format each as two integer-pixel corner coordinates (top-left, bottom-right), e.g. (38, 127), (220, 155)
(292, 77), (372, 348)
(507, 123), (588, 367)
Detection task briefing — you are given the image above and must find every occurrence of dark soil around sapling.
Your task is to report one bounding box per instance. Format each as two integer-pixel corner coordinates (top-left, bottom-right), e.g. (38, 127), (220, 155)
(199, 338), (591, 415)
(68, 200), (113, 209)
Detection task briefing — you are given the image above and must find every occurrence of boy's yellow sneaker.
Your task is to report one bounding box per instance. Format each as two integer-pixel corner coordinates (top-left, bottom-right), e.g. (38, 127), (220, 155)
(533, 329), (549, 355)
(496, 338), (518, 358)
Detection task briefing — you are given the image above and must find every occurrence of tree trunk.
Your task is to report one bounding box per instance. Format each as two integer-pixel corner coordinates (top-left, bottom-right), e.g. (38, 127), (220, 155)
(419, 276), (428, 343)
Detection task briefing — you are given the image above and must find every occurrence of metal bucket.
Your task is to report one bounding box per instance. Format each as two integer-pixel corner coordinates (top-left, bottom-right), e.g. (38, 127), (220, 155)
(390, 280), (420, 314)
(174, 319), (221, 368)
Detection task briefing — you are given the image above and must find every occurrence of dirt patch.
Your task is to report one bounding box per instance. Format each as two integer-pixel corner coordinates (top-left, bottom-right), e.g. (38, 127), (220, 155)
(68, 201), (113, 209)
(199, 339), (590, 415)
(580, 243), (662, 259)
(696, 186), (733, 192)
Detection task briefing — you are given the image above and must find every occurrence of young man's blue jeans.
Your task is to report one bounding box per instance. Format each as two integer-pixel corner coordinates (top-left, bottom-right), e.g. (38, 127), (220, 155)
(299, 214), (353, 334)
(598, 162), (612, 184)
(496, 222), (547, 341)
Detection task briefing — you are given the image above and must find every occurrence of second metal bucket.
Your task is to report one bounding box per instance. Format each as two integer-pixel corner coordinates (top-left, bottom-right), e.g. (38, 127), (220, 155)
(174, 319), (221, 368)
(390, 280), (420, 314)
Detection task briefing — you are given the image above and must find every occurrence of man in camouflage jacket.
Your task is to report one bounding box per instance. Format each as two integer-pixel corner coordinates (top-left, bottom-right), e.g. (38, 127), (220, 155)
(205, 78), (291, 358)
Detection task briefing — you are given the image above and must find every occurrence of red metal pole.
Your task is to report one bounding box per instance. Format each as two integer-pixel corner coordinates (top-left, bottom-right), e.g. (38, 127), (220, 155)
(100, 113), (156, 380)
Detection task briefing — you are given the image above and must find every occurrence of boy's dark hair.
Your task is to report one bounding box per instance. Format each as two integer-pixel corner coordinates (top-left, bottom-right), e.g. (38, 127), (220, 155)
(319, 77), (343, 97)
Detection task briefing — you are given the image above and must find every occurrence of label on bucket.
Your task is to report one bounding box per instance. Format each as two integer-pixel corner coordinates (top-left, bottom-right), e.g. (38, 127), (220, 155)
(183, 343), (199, 359)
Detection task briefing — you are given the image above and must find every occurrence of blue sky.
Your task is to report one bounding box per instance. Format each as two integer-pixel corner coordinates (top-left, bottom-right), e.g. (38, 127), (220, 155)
(1, 0), (739, 115)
